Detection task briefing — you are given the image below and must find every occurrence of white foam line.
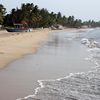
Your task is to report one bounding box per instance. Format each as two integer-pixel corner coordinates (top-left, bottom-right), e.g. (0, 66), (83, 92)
(83, 37), (100, 68)
(17, 37), (100, 100)
(17, 67), (98, 100)
(17, 57), (100, 100)
(34, 80), (44, 95)
(16, 79), (56, 100)
(16, 71), (86, 100)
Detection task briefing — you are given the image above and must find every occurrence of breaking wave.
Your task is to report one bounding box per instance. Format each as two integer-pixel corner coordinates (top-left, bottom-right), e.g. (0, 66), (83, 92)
(17, 28), (100, 100)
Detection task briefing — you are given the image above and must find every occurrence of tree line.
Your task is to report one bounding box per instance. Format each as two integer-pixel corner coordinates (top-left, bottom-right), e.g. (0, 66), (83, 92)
(0, 3), (100, 28)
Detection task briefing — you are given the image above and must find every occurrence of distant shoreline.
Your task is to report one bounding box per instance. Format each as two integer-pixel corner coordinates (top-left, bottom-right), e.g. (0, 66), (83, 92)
(0, 28), (90, 69)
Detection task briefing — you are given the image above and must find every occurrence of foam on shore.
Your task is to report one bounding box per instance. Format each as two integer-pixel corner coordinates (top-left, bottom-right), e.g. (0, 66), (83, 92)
(17, 28), (100, 100)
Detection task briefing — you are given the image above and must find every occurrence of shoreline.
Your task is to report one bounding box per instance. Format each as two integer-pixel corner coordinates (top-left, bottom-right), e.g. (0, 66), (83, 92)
(0, 28), (50, 69)
(0, 28), (90, 69)
(0, 28), (95, 100)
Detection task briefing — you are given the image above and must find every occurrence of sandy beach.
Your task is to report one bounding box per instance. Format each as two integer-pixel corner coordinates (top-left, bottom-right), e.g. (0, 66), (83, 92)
(0, 28), (84, 69)
(0, 28), (95, 100)
(0, 29), (50, 69)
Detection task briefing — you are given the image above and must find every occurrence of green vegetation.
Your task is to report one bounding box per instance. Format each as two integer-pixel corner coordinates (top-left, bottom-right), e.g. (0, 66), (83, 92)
(83, 20), (100, 28)
(0, 4), (6, 24)
(0, 3), (100, 28)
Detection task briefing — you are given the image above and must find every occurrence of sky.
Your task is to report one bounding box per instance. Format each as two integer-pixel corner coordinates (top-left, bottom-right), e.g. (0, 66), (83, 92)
(1, 0), (100, 21)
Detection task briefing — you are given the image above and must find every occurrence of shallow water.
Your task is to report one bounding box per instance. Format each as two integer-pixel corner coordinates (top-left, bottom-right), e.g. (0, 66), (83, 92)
(0, 29), (96, 100)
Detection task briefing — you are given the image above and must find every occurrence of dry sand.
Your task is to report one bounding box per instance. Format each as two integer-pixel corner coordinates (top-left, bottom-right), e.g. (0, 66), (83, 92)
(0, 29), (51, 69)
(0, 28), (87, 69)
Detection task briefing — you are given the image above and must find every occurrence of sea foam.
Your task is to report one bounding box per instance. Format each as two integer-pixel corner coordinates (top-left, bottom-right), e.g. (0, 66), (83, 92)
(17, 29), (100, 100)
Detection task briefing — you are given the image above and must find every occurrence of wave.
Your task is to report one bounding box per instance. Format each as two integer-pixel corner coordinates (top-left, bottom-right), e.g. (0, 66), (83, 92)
(17, 67), (100, 100)
(17, 58), (100, 100)
(17, 29), (100, 100)
(81, 38), (100, 48)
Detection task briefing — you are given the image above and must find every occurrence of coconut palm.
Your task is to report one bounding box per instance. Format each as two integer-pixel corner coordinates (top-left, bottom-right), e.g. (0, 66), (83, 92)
(0, 4), (6, 24)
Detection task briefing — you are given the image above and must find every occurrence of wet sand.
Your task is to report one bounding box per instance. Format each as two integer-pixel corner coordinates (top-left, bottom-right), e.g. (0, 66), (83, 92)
(0, 29), (94, 100)
(0, 28), (85, 69)
(0, 29), (50, 69)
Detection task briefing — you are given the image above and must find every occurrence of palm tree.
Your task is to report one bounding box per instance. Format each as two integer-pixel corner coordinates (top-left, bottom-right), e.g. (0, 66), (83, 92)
(0, 4), (6, 24)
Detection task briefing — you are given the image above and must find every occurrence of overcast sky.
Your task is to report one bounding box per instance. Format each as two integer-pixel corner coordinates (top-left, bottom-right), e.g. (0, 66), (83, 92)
(1, 0), (100, 21)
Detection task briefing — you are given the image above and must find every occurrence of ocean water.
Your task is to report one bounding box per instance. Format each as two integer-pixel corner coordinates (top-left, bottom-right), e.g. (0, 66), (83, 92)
(17, 28), (100, 100)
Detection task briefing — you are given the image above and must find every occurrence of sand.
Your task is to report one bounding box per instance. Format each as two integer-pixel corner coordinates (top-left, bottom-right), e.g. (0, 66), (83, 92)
(0, 28), (92, 100)
(0, 28), (87, 69)
(0, 29), (51, 69)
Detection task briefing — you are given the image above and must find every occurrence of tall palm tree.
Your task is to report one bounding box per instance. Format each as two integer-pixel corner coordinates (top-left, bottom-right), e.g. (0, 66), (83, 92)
(0, 4), (6, 24)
